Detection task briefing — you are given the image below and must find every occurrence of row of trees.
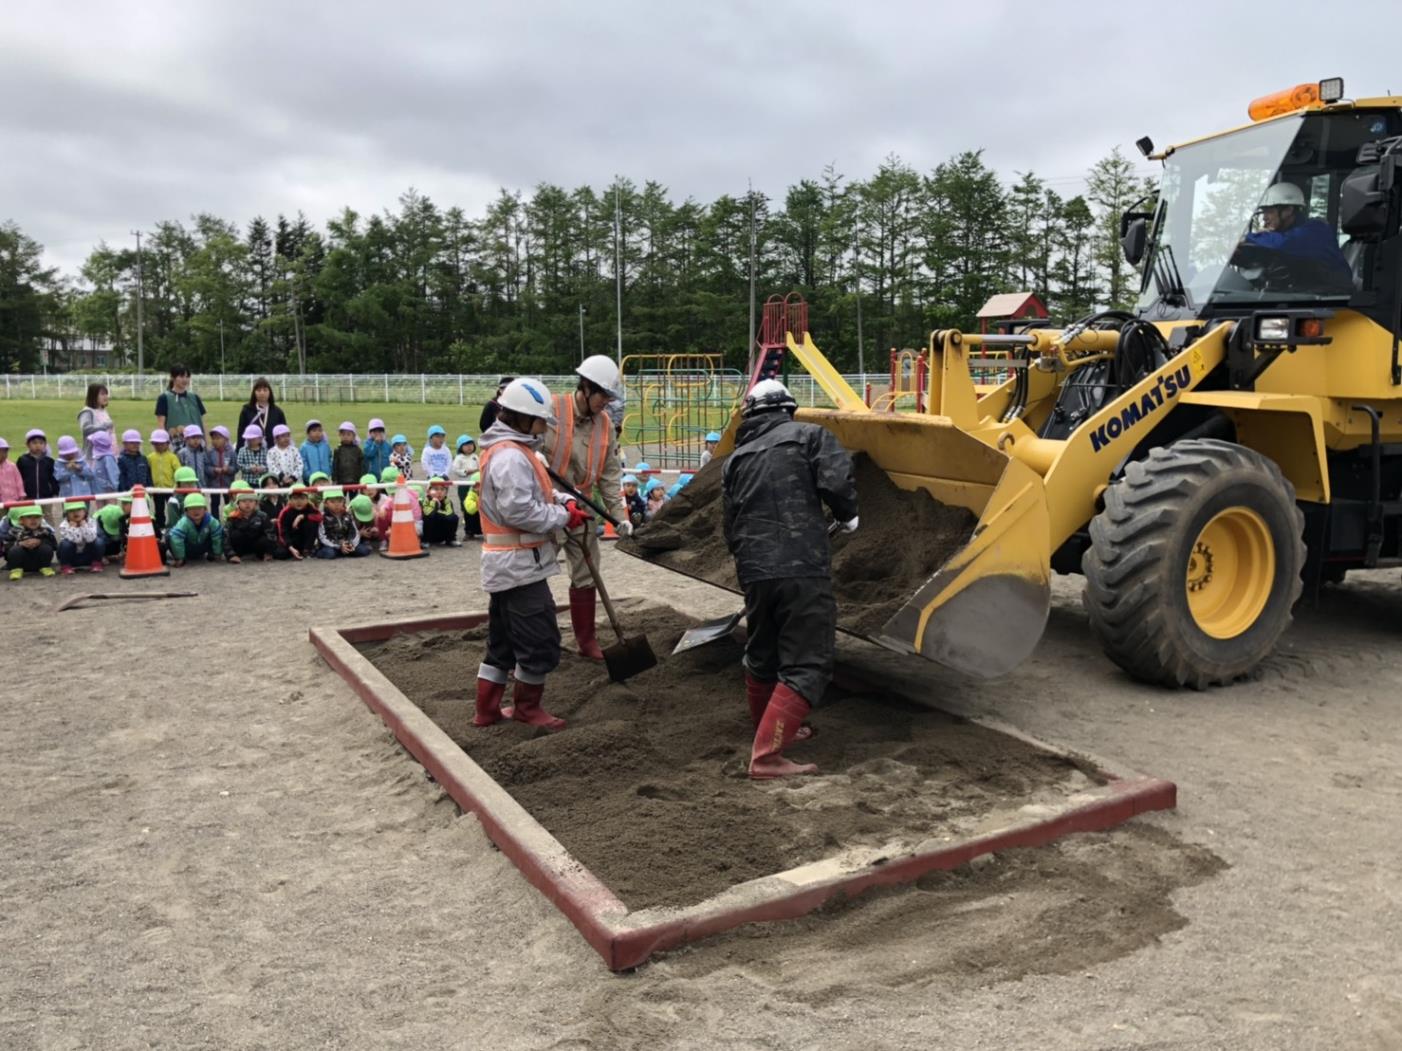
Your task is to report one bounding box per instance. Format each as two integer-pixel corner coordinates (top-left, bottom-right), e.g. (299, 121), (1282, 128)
(1, 148), (1152, 375)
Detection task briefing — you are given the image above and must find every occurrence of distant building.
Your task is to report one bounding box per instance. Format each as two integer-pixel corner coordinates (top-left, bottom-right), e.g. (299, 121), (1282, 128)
(41, 338), (116, 373)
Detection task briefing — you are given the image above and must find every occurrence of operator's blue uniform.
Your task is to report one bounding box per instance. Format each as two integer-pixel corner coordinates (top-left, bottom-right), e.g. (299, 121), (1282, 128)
(1246, 217), (1352, 280)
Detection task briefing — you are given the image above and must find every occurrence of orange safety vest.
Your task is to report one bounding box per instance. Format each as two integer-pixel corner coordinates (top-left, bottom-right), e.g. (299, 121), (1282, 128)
(547, 393), (611, 490)
(478, 441), (556, 553)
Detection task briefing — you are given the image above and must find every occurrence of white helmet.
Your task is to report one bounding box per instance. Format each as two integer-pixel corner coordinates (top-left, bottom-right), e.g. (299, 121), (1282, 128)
(1260, 183), (1306, 209)
(498, 377), (555, 420)
(743, 378), (798, 416)
(576, 354), (621, 398)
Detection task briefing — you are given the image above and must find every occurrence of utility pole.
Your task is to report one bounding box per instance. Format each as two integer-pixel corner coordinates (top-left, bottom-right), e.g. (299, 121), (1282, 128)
(747, 178), (757, 378)
(131, 229), (145, 377)
(219, 317), (225, 374)
(853, 233), (865, 383)
(578, 303), (587, 363)
(614, 187), (623, 368)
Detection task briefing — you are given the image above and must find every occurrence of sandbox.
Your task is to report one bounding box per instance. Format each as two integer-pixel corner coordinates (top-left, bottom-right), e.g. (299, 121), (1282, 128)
(310, 603), (1175, 971)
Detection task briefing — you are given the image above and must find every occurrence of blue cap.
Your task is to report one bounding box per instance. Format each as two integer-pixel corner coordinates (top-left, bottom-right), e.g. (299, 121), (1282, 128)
(427, 425), (446, 438)
(666, 482), (683, 499)
(678, 473), (694, 486)
(391, 433), (407, 445)
(634, 461), (651, 472)
(644, 479), (666, 495)
(704, 431), (721, 443)
(456, 434), (474, 450)
(622, 474), (638, 485)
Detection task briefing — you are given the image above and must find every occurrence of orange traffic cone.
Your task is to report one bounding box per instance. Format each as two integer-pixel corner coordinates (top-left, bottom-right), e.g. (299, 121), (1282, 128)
(602, 518), (618, 540)
(120, 484), (170, 578)
(379, 475), (427, 560)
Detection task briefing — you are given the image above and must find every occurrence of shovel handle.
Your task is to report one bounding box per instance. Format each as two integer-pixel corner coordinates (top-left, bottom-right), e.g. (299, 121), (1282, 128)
(545, 467), (622, 528)
(570, 532), (626, 642)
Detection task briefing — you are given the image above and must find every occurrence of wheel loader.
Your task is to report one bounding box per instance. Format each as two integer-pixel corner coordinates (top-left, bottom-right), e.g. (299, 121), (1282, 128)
(670, 78), (1402, 688)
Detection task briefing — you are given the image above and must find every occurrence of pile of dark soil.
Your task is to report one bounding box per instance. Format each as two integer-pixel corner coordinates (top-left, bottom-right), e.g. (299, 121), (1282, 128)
(358, 605), (1091, 911)
(619, 453), (977, 637)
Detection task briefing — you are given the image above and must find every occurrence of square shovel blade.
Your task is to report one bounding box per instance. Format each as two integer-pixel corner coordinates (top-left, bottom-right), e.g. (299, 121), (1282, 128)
(603, 634), (658, 682)
(671, 611), (743, 655)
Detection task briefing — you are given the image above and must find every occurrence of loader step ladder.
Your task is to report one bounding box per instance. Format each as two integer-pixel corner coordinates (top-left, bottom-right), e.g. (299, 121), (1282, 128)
(748, 293), (808, 392)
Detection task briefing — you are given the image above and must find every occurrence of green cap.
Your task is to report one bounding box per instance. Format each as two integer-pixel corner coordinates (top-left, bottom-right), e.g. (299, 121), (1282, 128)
(63, 501), (86, 513)
(379, 466), (400, 483)
(174, 466), (199, 484)
(323, 487), (345, 501)
(308, 471), (330, 485)
(349, 494), (375, 522)
(359, 473), (377, 486)
(467, 472), (480, 485)
(183, 492), (208, 510)
(229, 479), (253, 493)
(15, 505), (42, 519)
(234, 489), (258, 503)
(428, 476), (448, 486)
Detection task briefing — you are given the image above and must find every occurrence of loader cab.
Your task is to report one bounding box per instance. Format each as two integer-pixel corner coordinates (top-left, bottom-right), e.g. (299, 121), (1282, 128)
(1133, 106), (1402, 325)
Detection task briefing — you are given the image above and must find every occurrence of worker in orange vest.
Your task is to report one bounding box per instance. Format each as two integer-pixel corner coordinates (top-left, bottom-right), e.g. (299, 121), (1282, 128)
(473, 378), (591, 731)
(544, 354), (633, 660)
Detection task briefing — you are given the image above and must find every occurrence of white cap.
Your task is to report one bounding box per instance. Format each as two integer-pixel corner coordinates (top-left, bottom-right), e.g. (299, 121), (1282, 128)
(576, 354), (621, 398)
(498, 378), (555, 420)
(742, 378), (798, 416)
(1260, 183), (1306, 209)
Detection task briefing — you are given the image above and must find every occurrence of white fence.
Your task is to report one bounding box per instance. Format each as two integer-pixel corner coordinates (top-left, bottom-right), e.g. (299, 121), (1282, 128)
(0, 372), (883, 408)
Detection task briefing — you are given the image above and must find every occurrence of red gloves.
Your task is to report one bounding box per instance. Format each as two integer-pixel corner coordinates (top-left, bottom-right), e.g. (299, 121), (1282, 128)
(565, 501), (591, 531)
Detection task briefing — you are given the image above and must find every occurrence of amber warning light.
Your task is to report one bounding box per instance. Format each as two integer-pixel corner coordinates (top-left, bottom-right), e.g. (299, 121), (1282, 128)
(1248, 78), (1345, 122)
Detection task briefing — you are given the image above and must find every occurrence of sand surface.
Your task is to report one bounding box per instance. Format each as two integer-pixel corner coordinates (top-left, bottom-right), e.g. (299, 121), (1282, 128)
(358, 608), (1088, 909)
(2, 546), (1401, 1049)
(621, 453), (977, 635)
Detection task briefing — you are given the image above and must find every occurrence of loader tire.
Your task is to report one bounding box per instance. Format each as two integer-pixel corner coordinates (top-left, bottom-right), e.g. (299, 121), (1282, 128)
(1081, 439), (1305, 689)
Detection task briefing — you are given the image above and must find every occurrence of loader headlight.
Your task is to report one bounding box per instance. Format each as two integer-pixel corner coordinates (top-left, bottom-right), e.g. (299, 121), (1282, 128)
(1256, 317), (1291, 341)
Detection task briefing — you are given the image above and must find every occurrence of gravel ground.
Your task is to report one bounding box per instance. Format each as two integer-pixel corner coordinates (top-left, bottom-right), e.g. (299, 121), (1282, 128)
(1, 545), (1399, 1050)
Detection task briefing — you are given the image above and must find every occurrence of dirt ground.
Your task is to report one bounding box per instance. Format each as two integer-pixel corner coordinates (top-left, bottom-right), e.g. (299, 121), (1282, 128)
(3, 545), (1401, 1050)
(358, 610), (1090, 909)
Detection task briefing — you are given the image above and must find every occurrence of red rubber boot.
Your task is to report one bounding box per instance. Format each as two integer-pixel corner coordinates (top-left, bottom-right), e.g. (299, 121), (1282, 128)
(504, 680), (566, 732)
(749, 684), (819, 779)
(745, 673), (776, 726)
(473, 677), (506, 727)
(569, 586), (605, 661)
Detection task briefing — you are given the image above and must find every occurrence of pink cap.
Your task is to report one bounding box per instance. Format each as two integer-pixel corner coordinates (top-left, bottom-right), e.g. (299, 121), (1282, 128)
(183, 425), (203, 439)
(272, 423), (291, 438)
(242, 424), (264, 441)
(56, 435), (81, 459)
(210, 425), (230, 439)
(25, 428), (46, 442)
(368, 418), (386, 432)
(151, 429), (170, 444)
(121, 428), (142, 444)
(338, 420), (356, 433)
(90, 431), (114, 454)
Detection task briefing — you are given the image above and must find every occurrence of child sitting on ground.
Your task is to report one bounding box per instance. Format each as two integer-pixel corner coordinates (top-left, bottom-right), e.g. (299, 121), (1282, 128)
(4, 505), (57, 580)
(167, 492), (233, 566)
(265, 424), (303, 487)
(165, 466), (201, 530)
(421, 425), (452, 479)
(421, 477), (460, 547)
(224, 487), (276, 562)
(237, 425), (268, 482)
(89, 431), (120, 497)
(375, 466), (422, 548)
(332, 423), (365, 485)
(0, 437), (24, 506)
(349, 494), (381, 551)
(57, 501), (105, 574)
(95, 496), (131, 563)
(621, 474), (645, 527)
(275, 487), (321, 561)
(53, 436), (96, 500)
(316, 488), (369, 558)
(645, 479), (667, 520)
(389, 434), (414, 479)
(306, 471), (330, 512)
(258, 473), (285, 522)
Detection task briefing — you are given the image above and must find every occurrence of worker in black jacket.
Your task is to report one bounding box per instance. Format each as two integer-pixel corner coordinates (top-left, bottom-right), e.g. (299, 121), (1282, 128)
(722, 379), (858, 779)
(477, 376), (514, 434)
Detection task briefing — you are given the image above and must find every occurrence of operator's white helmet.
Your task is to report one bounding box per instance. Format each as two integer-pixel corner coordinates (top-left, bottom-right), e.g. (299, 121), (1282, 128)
(576, 354), (621, 398)
(1260, 183), (1306, 209)
(742, 378), (798, 416)
(498, 377), (555, 420)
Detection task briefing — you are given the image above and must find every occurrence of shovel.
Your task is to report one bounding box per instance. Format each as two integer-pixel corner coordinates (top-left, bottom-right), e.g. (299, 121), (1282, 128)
(671, 522), (843, 656)
(570, 532), (658, 682)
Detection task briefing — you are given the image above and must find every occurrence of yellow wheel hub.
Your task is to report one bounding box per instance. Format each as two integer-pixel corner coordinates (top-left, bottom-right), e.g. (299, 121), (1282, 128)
(1186, 507), (1275, 639)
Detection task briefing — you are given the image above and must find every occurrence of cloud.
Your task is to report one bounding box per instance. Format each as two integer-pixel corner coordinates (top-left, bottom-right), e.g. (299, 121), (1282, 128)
(4, 0), (1394, 273)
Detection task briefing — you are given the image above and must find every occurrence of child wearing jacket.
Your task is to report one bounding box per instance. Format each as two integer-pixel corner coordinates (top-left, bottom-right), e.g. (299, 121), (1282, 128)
(349, 494), (381, 551)
(57, 501), (105, 574)
(95, 497), (131, 563)
(316, 488), (369, 557)
(167, 493), (232, 566)
(236, 425), (268, 482)
(275, 488), (321, 560)
(265, 425), (303, 487)
(89, 431), (120, 496)
(332, 423), (365, 485)
(300, 421), (332, 484)
(4, 505), (57, 579)
(0, 437), (24, 506)
(451, 436), (479, 536)
(421, 477), (460, 547)
(147, 429), (180, 530)
(374, 467), (422, 547)
(224, 488), (276, 562)
(53, 436), (96, 500)
(461, 472), (481, 540)
(420, 425), (453, 479)
(206, 425), (239, 501)
(389, 435), (414, 480)
(361, 419), (391, 479)
(117, 430), (153, 493)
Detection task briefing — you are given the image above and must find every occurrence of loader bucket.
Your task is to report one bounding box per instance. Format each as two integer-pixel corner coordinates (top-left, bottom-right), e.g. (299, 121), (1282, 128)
(798, 408), (1052, 679)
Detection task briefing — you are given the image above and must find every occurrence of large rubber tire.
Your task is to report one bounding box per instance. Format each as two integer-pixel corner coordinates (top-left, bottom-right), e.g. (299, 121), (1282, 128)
(1081, 439), (1305, 689)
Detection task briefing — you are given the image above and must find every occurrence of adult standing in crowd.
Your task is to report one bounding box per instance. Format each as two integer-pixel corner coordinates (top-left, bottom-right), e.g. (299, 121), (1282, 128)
(154, 364), (207, 452)
(77, 383), (114, 461)
(478, 376), (514, 434)
(544, 355), (632, 661)
(236, 378), (287, 451)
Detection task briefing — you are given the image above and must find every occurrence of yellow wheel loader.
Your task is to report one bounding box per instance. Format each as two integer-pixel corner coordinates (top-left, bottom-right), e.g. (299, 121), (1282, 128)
(704, 79), (1402, 687)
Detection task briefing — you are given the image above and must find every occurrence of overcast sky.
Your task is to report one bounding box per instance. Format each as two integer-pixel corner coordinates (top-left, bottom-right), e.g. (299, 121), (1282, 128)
(5, 0), (1397, 276)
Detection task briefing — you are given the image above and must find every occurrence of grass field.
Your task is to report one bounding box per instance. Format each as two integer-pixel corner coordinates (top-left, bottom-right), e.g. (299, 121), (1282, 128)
(0, 399), (490, 448)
